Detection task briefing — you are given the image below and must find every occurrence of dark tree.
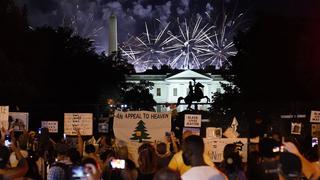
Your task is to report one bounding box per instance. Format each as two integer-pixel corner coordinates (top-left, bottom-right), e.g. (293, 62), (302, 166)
(212, 14), (320, 115)
(121, 80), (156, 111)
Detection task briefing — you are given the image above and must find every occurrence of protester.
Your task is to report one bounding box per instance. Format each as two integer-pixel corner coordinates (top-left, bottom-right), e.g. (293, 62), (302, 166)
(156, 142), (173, 169)
(137, 143), (158, 180)
(279, 152), (302, 180)
(180, 135), (226, 180)
(47, 143), (73, 180)
(0, 131), (29, 179)
(219, 143), (246, 180)
(283, 141), (320, 180)
(153, 167), (181, 180)
(254, 137), (282, 180)
(165, 132), (180, 154)
(82, 157), (101, 180)
(168, 130), (215, 175)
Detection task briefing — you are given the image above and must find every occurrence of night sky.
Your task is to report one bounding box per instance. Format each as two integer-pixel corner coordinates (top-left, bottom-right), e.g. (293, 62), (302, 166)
(15, 0), (255, 52)
(15, 0), (320, 54)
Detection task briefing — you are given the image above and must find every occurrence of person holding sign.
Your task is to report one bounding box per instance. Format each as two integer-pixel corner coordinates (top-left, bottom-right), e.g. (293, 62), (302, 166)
(181, 135), (226, 180)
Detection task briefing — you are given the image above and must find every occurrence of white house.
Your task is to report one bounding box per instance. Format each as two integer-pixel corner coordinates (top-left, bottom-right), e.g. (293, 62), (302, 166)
(126, 70), (227, 112)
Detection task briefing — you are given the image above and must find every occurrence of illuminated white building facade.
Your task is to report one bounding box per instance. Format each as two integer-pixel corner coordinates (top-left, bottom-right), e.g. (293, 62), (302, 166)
(126, 70), (226, 112)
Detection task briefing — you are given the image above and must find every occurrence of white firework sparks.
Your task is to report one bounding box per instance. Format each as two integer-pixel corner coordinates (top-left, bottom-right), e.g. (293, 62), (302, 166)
(62, 2), (105, 52)
(121, 12), (244, 71)
(120, 22), (173, 72)
(163, 17), (215, 69)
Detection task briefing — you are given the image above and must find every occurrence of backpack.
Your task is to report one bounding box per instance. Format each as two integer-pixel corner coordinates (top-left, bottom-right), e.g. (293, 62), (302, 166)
(49, 162), (73, 180)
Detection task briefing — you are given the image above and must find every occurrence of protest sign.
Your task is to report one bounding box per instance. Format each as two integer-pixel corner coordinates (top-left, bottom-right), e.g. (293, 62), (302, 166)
(64, 113), (93, 135)
(0, 106), (9, 129)
(9, 112), (29, 131)
(184, 114), (201, 127)
(310, 111), (320, 123)
(206, 127), (222, 138)
(113, 111), (171, 142)
(291, 122), (301, 135)
(42, 121), (58, 133)
(204, 138), (248, 162)
(183, 127), (200, 136)
(113, 111), (171, 165)
(311, 124), (320, 137)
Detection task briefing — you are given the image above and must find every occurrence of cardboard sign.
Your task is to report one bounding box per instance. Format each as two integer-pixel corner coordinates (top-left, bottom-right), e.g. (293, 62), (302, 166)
(64, 113), (93, 135)
(42, 121), (58, 133)
(206, 127), (222, 138)
(183, 127), (200, 136)
(310, 111), (320, 123)
(204, 138), (248, 162)
(9, 112), (29, 131)
(0, 106), (9, 129)
(98, 122), (109, 133)
(311, 124), (320, 137)
(184, 114), (201, 127)
(291, 122), (301, 135)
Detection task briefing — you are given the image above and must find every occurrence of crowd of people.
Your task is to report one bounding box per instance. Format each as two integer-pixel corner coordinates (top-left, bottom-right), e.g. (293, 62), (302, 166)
(0, 126), (319, 180)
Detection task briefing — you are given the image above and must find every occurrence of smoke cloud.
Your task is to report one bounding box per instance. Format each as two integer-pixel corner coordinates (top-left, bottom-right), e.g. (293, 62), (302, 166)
(16, 0), (248, 54)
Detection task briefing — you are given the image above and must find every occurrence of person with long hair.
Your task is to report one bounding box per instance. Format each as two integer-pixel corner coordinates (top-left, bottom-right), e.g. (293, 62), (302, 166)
(137, 143), (158, 180)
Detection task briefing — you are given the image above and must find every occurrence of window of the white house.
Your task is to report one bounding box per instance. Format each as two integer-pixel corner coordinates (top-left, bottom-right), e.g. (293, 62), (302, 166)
(157, 88), (161, 96)
(173, 88), (177, 96)
(216, 88), (221, 93)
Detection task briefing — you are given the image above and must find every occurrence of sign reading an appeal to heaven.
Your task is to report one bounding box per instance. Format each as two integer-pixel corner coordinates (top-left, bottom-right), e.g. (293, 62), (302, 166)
(9, 112), (29, 131)
(310, 111), (320, 123)
(113, 111), (171, 143)
(41, 121), (58, 133)
(204, 138), (248, 162)
(64, 113), (93, 135)
(0, 106), (9, 129)
(184, 114), (201, 127)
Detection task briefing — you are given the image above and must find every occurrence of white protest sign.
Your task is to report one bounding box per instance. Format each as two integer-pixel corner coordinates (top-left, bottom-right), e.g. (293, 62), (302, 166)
(204, 138), (248, 162)
(42, 121), (58, 133)
(9, 112), (29, 131)
(113, 110), (171, 142)
(0, 106), (9, 129)
(64, 113), (93, 135)
(291, 122), (301, 135)
(113, 111), (171, 165)
(310, 111), (320, 123)
(184, 114), (201, 127)
(206, 127), (222, 138)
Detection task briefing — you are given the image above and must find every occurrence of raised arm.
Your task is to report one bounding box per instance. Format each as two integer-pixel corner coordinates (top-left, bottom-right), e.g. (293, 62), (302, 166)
(283, 142), (320, 179)
(76, 128), (84, 157)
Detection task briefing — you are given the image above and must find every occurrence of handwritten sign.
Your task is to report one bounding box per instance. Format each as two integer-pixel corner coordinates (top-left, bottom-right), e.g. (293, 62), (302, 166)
(42, 121), (58, 133)
(204, 138), (248, 162)
(310, 111), (320, 123)
(0, 106), (9, 129)
(184, 114), (201, 127)
(9, 112), (29, 131)
(206, 127), (222, 138)
(311, 124), (320, 137)
(64, 113), (93, 135)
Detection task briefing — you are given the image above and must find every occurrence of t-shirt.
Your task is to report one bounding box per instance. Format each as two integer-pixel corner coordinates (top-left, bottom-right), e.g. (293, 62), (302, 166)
(181, 166), (226, 180)
(168, 151), (215, 175)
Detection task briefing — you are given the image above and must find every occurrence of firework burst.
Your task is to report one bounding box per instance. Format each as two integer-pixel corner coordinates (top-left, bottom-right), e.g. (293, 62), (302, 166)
(120, 22), (173, 72)
(121, 5), (247, 71)
(163, 16), (215, 69)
